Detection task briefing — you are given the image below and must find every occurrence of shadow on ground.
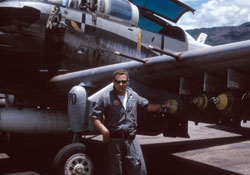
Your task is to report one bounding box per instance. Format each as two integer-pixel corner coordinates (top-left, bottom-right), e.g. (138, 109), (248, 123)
(1, 133), (248, 175)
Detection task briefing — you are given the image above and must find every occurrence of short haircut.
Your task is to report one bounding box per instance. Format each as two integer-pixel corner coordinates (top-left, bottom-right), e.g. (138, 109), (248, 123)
(112, 69), (129, 80)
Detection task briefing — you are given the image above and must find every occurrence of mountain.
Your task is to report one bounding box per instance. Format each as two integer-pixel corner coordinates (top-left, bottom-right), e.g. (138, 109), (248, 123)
(187, 22), (250, 46)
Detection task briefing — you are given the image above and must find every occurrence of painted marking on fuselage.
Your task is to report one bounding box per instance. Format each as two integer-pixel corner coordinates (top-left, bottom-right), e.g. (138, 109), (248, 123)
(71, 21), (81, 32)
(82, 13), (86, 23)
(81, 13), (86, 32)
(137, 31), (141, 54)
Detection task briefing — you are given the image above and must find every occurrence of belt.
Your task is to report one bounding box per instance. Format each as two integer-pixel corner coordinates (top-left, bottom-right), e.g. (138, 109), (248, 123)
(110, 132), (135, 139)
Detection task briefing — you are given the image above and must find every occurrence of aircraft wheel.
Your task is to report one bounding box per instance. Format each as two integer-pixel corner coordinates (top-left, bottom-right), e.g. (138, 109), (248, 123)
(53, 143), (94, 175)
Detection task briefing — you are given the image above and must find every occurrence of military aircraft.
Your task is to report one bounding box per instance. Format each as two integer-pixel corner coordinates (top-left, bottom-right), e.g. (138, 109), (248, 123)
(1, 0), (250, 174)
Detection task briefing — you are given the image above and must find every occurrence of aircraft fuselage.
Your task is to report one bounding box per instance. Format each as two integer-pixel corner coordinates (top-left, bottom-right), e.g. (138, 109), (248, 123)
(0, 0), (189, 98)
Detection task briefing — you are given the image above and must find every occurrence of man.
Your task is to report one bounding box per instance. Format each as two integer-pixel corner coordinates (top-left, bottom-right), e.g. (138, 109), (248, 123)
(90, 69), (166, 175)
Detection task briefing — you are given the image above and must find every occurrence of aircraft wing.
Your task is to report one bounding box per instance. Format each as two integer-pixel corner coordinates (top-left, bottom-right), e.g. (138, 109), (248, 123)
(49, 39), (250, 96)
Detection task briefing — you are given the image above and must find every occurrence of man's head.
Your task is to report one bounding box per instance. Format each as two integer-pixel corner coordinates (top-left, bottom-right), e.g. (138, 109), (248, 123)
(112, 69), (129, 95)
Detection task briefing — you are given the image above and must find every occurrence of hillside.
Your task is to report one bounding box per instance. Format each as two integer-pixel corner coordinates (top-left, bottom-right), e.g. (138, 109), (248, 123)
(187, 22), (250, 46)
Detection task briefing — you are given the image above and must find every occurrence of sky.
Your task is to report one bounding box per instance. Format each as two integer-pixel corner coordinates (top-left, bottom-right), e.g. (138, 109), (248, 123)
(177, 0), (250, 30)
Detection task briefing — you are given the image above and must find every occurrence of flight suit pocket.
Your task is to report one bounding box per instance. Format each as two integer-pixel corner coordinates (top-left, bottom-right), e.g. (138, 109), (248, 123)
(127, 99), (136, 112)
(125, 155), (141, 173)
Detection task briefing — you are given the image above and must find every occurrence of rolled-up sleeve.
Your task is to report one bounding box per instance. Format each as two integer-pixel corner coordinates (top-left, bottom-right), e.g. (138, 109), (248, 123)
(136, 93), (149, 109)
(90, 96), (105, 120)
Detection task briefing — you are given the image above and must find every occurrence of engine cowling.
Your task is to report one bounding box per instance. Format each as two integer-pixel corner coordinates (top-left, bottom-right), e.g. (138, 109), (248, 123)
(68, 85), (95, 133)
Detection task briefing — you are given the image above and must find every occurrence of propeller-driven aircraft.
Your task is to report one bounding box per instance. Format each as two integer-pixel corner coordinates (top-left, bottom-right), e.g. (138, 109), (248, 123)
(1, 0), (250, 174)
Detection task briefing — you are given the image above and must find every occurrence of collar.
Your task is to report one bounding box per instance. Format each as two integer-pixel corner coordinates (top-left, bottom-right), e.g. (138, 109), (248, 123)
(112, 86), (132, 97)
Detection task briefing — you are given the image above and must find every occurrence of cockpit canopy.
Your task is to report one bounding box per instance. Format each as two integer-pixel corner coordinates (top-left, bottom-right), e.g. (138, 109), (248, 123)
(129, 0), (195, 23)
(47, 0), (192, 41)
(130, 0), (195, 42)
(96, 0), (139, 27)
(48, 0), (139, 26)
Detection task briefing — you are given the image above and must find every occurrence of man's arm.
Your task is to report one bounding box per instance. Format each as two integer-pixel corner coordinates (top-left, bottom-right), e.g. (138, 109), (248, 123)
(147, 104), (161, 112)
(90, 95), (110, 144)
(135, 92), (169, 113)
(91, 118), (110, 144)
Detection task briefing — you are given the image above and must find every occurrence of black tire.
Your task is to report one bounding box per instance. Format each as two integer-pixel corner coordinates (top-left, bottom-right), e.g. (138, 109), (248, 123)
(53, 143), (94, 175)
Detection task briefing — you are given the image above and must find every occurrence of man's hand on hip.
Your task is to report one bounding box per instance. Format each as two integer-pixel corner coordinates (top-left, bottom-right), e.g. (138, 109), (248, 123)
(102, 130), (110, 144)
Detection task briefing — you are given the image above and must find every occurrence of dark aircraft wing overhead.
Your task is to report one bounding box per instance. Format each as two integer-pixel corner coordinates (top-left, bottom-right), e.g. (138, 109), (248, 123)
(129, 0), (195, 23)
(50, 40), (250, 95)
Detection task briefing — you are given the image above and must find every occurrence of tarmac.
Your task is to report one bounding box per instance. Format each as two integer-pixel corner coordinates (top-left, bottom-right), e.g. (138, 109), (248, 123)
(1, 122), (250, 175)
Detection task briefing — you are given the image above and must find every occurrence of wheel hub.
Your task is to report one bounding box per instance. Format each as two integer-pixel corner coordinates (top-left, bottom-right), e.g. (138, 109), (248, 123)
(74, 164), (84, 173)
(65, 153), (93, 175)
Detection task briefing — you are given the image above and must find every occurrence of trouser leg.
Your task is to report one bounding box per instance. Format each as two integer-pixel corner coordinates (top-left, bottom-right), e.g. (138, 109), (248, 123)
(124, 136), (147, 175)
(106, 138), (123, 175)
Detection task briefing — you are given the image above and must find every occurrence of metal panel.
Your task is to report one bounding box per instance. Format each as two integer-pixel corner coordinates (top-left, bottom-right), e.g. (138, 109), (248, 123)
(179, 77), (200, 95)
(203, 72), (225, 92)
(227, 68), (249, 90)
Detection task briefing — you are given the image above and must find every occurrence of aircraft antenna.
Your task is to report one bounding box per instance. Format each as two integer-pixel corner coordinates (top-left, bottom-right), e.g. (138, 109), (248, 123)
(148, 45), (179, 61)
(114, 52), (146, 64)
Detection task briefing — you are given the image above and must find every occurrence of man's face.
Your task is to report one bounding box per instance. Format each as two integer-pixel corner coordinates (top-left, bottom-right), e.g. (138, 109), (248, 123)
(113, 74), (129, 95)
